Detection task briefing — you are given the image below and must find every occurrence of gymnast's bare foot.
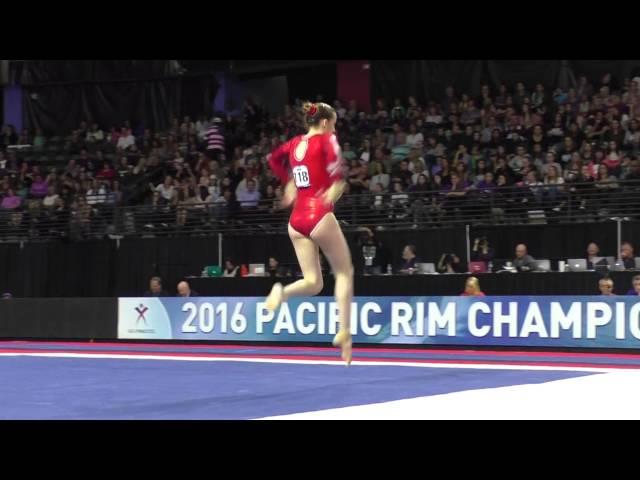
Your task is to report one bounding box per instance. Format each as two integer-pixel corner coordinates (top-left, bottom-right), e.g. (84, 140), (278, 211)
(265, 282), (284, 312)
(332, 329), (353, 366)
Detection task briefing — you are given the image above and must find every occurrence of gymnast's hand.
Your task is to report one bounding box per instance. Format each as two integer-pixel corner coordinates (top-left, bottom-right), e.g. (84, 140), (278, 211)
(280, 180), (297, 209)
(321, 180), (346, 206)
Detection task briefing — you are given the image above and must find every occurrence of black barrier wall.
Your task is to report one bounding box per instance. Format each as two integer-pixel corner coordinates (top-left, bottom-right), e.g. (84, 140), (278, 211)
(0, 222), (639, 298)
(0, 298), (117, 339)
(189, 271), (639, 297)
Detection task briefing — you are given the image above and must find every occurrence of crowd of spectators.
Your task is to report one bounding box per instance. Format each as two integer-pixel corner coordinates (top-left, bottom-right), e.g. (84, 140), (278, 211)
(2, 73), (640, 240)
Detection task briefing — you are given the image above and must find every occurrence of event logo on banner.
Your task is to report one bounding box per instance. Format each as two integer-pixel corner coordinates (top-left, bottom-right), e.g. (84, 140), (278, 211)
(117, 296), (640, 349)
(118, 298), (173, 339)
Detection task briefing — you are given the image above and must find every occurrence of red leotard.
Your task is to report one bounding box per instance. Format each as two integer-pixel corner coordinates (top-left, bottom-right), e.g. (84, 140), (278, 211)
(268, 133), (345, 237)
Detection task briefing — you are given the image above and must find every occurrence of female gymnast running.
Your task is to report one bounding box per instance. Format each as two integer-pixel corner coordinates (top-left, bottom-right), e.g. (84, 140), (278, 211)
(265, 102), (354, 364)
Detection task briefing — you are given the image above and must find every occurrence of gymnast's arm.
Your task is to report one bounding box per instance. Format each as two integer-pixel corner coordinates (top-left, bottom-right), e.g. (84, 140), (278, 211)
(322, 133), (347, 206)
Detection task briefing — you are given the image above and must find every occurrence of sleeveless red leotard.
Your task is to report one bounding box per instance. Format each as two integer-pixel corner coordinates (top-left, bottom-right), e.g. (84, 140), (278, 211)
(268, 133), (346, 237)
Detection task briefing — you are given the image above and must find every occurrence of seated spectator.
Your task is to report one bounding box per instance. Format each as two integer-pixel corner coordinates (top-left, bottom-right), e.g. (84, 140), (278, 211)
(267, 257), (289, 278)
(594, 164), (618, 191)
(346, 158), (368, 194)
(461, 276), (485, 296)
(437, 253), (466, 273)
(42, 186), (63, 211)
(177, 280), (198, 297)
(410, 163), (430, 187)
(398, 245), (419, 274)
(471, 237), (494, 262)
(223, 259), (240, 277)
(620, 241), (636, 270)
(76, 149), (94, 172)
(196, 177), (217, 205)
(105, 181), (122, 206)
(563, 155), (582, 183)
(624, 159), (640, 186)
(520, 170), (544, 204)
(627, 275), (640, 296)
(116, 128), (136, 151)
(406, 123), (424, 149)
(370, 182), (386, 210)
(599, 277), (615, 296)
(388, 180), (409, 219)
(541, 152), (563, 178)
(86, 180), (107, 205)
(508, 145), (528, 175)
(29, 174), (49, 199)
(476, 171), (496, 191)
(391, 132), (411, 162)
(117, 156), (131, 177)
(441, 172), (469, 213)
(619, 155), (633, 179)
(174, 183), (199, 226)
(237, 179), (261, 208)
(205, 118), (225, 158)
(1, 189), (22, 210)
(213, 189), (239, 220)
(493, 156), (514, 184)
(155, 176), (175, 203)
(145, 276), (168, 297)
(86, 123), (104, 143)
(341, 142), (357, 161)
(406, 148), (426, 174)
(543, 165), (565, 205)
(623, 119), (640, 153)
(69, 196), (92, 239)
(369, 162), (390, 192)
(454, 144), (471, 168)
(460, 100), (481, 125)
(410, 174), (431, 193)
(358, 138), (372, 163)
(586, 242), (608, 269)
(513, 243), (537, 272)
(96, 162), (116, 181)
(602, 141), (622, 175)
(394, 160), (413, 188)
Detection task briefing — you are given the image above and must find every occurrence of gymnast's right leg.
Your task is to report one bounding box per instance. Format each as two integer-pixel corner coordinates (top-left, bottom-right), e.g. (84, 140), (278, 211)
(265, 223), (323, 311)
(310, 213), (354, 364)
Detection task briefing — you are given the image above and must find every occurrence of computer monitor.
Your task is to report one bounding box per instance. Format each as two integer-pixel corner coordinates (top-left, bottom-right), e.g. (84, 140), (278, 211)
(206, 265), (222, 277)
(417, 263), (436, 274)
(469, 261), (488, 274)
(249, 264), (265, 276)
(567, 259), (587, 272)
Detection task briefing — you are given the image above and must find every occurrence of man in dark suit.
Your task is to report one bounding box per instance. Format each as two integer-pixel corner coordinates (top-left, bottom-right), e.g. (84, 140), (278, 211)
(144, 276), (169, 297)
(177, 280), (198, 298)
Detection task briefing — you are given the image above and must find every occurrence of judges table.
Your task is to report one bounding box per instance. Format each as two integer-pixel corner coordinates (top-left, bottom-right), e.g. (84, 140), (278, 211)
(188, 271), (638, 298)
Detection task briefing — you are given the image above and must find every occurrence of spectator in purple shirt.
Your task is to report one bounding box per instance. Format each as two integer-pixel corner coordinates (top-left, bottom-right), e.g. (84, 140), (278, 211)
(1, 189), (22, 210)
(237, 179), (260, 208)
(626, 275), (640, 296)
(30, 174), (49, 198)
(477, 171), (496, 190)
